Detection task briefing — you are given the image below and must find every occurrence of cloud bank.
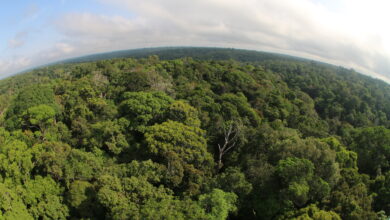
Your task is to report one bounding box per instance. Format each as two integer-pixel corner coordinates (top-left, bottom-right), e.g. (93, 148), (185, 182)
(2, 0), (390, 82)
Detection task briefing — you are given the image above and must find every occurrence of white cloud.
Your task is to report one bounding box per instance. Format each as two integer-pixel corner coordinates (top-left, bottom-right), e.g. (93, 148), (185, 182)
(57, 43), (74, 54)
(0, 57), (32, 78)
(44, 43), (75, 59)
(7, 32), (29, 49)
(8, 39), (24, 49)
(3, 0), (390, 82)
(56, 13), (137, 38)
(57, 0), (390, 82)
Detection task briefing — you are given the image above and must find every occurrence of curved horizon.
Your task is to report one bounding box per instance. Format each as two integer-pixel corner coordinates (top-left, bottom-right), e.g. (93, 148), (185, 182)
(2, 0), (390, 82)
(5, 46), (387, 85)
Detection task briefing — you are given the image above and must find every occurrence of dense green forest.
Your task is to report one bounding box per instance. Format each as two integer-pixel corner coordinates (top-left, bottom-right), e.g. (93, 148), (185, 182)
(0, 48), (389, 219)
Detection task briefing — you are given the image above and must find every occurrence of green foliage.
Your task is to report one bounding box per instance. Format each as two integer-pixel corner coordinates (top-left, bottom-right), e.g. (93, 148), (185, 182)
(321, 137), (357, 169)
(198, 189), (237, 220)
(277, 157), (314, 184)
(90, 120), (129, 155)
(167, 100), (201, 127)
(35, 141), (104, 184)
(279, 204), (341, 220)
(0, 183), (33, 220)
(212, 167), (252, 196)
(326, 168), (378, 219)
(0, 129), (34, 183)
(371, 171), (390, 214)
(0, 49), (389, 219)
(120, 91), (173, 131)
(67, 180), (97, 218)
(19, 176), (69, 219)
(350, 126), (390, 176)
(218, 93), (261, 127)
(5, 84), (57, 130)
(145, 120), (213, 193)
(22, 104), (56, 136)
(276, 157), (315, 207)
(95, 164), (236, 220)
(6, 84), (57, 117)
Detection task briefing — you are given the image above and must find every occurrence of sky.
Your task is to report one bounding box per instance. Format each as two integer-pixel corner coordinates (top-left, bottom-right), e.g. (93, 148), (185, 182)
(1, 0), (390, 82)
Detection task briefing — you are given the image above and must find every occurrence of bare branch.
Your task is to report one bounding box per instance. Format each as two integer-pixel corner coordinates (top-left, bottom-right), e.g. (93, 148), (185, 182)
(217, 120), (242, 171)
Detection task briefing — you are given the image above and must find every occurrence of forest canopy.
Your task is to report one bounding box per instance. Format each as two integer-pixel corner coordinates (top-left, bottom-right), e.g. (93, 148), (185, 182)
(0, 48), (389, 219)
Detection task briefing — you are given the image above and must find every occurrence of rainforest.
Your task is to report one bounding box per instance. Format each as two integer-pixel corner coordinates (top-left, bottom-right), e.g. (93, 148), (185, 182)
(0, 48), (389, 219)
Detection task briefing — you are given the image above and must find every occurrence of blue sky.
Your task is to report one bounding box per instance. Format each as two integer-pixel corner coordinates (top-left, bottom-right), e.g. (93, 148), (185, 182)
(1, 0), (131, 54)
(1, 0), (390, 82)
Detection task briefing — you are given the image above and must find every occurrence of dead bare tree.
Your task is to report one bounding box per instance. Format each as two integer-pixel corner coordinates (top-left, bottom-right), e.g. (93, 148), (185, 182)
(217, 120), (242, 170)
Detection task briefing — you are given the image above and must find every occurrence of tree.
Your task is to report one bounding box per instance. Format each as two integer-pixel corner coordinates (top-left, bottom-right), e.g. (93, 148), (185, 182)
(0, 129), (34, 183)
(145, 120), (213, 193)
(279, 204), (341, 220)
(35, 141), (104, 185)
(276, 157), (315, 207)
(326, 168), (378, 219)
(67, 180), (100, 218)
(370, 171), (390, 215)
(119, 92), (173, 131)
(22, 104), (56, 136)
(167, 100), (201, 127)
(350, 127), (390, 176)
(0, 50), (390, 219)
(198, 189), (237, 220)
(20, 176), (69, 219)
(216, 120), (243, 170)
(0, 183), (33, 219)
(90, 120), (129, 155)
(5, 84), (57, 130)
(96, 174), (177, 219)
(211, 166), (252, 198)
(218, 93), (261, 127)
